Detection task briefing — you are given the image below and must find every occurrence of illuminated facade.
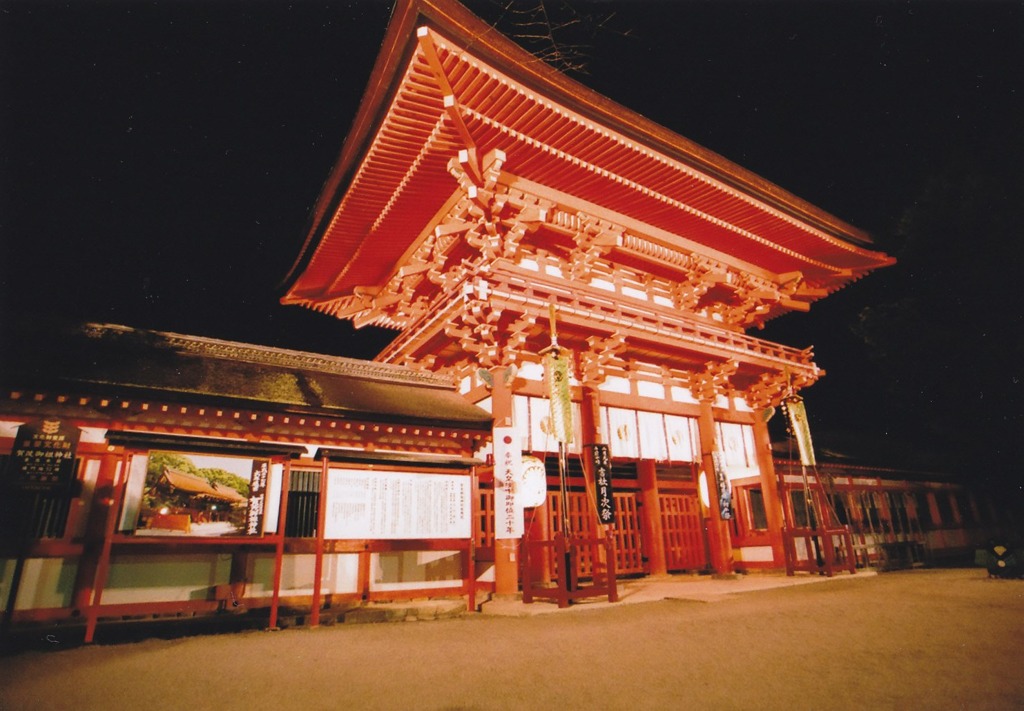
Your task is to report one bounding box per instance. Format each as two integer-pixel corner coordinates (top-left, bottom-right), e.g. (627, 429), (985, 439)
(3, 1), (1009, 643)
(280, 0), (896, 591)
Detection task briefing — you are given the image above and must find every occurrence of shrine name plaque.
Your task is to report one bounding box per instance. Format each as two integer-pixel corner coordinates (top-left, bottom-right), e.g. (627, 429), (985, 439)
(6, 419), (80, 493)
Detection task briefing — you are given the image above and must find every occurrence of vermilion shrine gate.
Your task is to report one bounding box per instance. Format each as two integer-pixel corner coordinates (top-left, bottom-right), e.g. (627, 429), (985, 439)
(282, 0), (894, 594)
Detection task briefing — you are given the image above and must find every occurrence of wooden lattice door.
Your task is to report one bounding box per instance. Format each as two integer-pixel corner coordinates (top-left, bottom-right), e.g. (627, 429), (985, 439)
(544, 490), (646, 577)
(546, 491), (595, 578)
(612, 492), (645, 575)
(659, 493), (707, 571)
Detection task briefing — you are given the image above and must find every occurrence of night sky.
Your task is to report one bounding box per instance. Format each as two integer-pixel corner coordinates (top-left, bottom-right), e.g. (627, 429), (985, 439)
(2, 1), (1021, 489)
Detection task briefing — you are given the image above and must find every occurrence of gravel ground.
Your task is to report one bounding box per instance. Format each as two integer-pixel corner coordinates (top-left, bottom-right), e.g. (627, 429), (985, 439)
(1, 568), (1021, 711)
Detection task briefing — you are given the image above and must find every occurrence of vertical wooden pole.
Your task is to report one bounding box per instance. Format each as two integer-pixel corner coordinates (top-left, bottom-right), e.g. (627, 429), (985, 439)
(489, 366), (519, 597)
(752, 417), (786, 570)
(696, 403), (735, 577)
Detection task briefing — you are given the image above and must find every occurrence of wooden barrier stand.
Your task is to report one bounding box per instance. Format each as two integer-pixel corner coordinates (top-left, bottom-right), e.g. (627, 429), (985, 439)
(520, 531), (618, 608)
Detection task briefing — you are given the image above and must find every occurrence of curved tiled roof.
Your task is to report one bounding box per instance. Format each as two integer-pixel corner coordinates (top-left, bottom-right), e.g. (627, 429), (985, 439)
(1, 321), (491, 429)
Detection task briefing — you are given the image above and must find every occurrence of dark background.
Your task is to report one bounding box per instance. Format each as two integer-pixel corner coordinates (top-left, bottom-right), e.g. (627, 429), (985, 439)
(2, 1), (1021, 491)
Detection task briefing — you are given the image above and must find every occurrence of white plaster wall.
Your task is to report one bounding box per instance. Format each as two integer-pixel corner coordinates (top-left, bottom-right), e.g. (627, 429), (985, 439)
(102, 553), (232, 604)
(736, 546), (774, 563)
(275, 553), (360, 596)
(369, 550), (464, 591)
(1, 557), (77, 611)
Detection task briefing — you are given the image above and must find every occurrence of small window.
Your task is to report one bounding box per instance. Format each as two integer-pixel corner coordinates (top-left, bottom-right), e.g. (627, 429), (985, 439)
(956, 493), (976, 526)
(790, 490), (813, 528)
(748, 488), (768, 530)
(831, 494), (849, 526)
(285, 469), (321, 538)
(936, 493), (955, 526)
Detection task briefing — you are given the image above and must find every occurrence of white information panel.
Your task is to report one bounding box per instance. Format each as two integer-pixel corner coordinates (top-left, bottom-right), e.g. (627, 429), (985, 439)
(323, 468), (471, 540)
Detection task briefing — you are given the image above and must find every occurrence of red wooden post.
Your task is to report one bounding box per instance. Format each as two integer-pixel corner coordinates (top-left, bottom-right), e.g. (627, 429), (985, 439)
(71, 452), (120, 616)
(696, 403), (735, 577)
(268, 464), (291, 630)
(752, 418), (786, 570)
(309, 457), (329, 627)
(605, 532), (619, 602)
(637, 459), (667, 576)
(489, 366), (519, 597)
(525, 495), (552, 585)
(84, 451), (130, 643)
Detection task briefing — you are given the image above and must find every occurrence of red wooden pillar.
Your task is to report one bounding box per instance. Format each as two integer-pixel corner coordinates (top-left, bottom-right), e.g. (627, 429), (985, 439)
(579, 385), (611, 574)
(71, 451), (121, 615)
(83, 451), (130, 643)
(752, 417), (786, 570)
(580, 385), (602, 446)
(637, 459), (667, 576)
(489, 366), (518, 596)
(309, 456), (329, 626)
(696, 403), (735, 577)
(268, 463), (291, 630)
(579, 386), (604, 532)
(525, 494), (552, 584)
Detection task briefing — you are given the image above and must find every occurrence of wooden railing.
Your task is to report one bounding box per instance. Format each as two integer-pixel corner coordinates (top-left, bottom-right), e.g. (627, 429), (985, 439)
(521, 532), (619, 608)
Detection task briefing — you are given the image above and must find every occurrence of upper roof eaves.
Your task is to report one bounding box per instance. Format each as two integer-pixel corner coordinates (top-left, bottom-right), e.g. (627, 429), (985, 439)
(282, 0), (887, 302)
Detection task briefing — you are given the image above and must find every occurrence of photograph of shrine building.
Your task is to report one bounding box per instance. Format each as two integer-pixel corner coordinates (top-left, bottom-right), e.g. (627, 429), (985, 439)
(1, 0), (1015, 642)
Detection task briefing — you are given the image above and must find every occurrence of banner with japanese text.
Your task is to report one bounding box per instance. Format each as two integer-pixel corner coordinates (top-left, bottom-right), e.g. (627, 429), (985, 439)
(712, 450), (733, 520)
(586, 443), (614, 525)
(544, 351), (574, 445)
(493, 426), (523, 539)
(783, 396), (817, 467)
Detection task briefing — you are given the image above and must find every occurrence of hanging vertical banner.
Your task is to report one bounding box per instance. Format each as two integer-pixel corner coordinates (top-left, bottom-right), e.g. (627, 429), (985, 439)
(544, 350), (574, 445)
(586, 443), (614, 524)
(7, 419), (80, 493)
(493, 426), (523, 539)
(783, 395), (817, 467)
(712, 450), (733, 520)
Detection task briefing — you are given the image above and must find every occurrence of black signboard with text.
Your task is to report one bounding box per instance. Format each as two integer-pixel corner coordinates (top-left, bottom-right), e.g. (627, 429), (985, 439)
(6, 419), (80, 493)
(586, 443), (615, 525)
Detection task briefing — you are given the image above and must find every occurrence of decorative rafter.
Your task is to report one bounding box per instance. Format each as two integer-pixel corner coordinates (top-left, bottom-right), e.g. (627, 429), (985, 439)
(743, 367), (820, 410)
(578, 331), (628, 388)
(566, 214), (623, 280)
(686, 359), (739, 403)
